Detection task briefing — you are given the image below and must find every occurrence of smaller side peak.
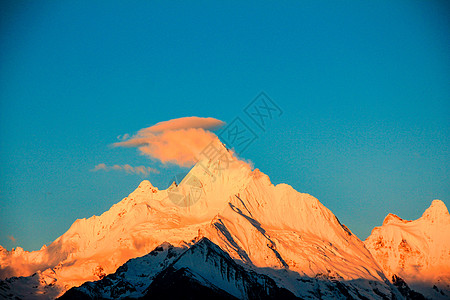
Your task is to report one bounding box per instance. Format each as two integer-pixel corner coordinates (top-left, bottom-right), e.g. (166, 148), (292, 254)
(189, 237), (230, 258)
(429, 199), (447, 211)
(138, 179), (154, 188)
(12, 246), (25, 255)
(382, 213), (404, 225)
(421, 199), (449, 221)
(137, 180), (158, 192)
(196, 236), (214, 245)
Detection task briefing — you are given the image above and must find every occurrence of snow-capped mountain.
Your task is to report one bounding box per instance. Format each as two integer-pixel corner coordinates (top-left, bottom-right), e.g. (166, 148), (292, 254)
(0, 141), (439, 299)
(59, 237), (299, 300)
(365, 200), (450, 299)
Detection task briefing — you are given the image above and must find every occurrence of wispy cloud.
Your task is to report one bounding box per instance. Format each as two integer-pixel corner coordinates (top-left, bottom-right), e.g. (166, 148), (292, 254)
(7, 235), (16, 244)
(116, 133), (130, 141)
(91, 164), (159, 176)
(113, 117), (225, 167)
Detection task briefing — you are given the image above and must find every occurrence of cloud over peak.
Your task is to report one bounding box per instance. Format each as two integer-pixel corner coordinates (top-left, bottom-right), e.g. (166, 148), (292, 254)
(143, 116), (224, 133)
(113, 117), (224, 167)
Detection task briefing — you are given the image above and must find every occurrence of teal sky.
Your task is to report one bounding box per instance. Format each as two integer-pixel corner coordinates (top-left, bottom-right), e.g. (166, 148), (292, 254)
(1, 1), (449, 251)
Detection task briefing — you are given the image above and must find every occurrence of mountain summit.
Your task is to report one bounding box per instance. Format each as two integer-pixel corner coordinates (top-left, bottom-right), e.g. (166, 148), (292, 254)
(421, 199), (449, 222)
(0, 142), (444, 299)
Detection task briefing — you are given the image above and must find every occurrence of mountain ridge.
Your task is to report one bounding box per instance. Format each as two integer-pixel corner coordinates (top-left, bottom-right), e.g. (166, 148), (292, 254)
(0, 141), (447, 299)
(58, 237), (396, 300)
(365, 199), (450, 299)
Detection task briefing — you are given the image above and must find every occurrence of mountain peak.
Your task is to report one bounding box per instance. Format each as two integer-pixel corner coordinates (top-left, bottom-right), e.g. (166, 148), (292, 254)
(137, 179), (158, 190)
(421, 199), (449, 222)
(382, 213), (405, 225)
(365, 199), (450, 298)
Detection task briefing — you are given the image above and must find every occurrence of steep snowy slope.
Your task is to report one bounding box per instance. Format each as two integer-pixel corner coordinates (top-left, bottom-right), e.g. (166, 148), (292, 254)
(0, 142), (252, 295)
(1, 141), (398, 298)
(365, 200), (450, 298)
(61, 237), (403, 300)
(61, 238), (299, 300)
(59, 241), (189, 299)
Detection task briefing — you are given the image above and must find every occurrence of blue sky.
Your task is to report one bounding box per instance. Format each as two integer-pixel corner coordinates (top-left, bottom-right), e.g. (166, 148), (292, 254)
(1, 1), (449, 251)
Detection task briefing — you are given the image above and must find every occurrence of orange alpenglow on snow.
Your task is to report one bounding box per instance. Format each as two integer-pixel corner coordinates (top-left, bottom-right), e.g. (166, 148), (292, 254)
(0, 141), (448, 299)
(365, 199), (450, 296)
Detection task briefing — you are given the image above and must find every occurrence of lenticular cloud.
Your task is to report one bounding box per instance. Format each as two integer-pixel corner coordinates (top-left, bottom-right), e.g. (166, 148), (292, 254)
(143, 116), (224, 133)
(114, 117), (224, 167)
